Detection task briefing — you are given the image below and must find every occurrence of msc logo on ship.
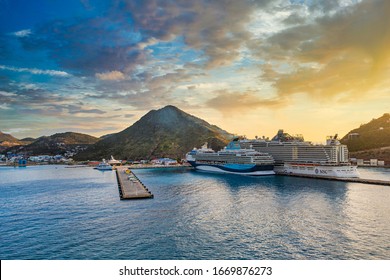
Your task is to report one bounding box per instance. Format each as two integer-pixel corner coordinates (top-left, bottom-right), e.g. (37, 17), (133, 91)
(315, 169), (328, 174)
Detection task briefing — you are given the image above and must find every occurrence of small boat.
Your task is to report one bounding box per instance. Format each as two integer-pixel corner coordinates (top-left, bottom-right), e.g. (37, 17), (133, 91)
(94, 159), (113, 170)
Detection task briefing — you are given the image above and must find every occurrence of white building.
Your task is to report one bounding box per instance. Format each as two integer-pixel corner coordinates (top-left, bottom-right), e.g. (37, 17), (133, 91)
(151, 158), (177, 165)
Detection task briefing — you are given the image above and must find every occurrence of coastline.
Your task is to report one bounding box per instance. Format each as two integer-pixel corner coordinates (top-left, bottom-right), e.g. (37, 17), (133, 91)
(2, 163), (389, 185)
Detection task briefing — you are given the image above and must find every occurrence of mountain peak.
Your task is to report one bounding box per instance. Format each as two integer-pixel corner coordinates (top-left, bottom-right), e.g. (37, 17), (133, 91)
(154, 105), (183, 117)
(76, 106), (233, 160)
(160, 105), (181, 111)
(147, 105), (181, 115)
(0, 131), (23, 151)
(0, 131), (19, 142)
(139, 105), (199, 128)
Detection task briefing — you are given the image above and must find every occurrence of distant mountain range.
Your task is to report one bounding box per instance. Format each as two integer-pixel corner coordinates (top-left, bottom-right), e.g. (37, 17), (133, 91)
(2, 108), (389, 161)
(0, 131), (34, 151)
(75, 105), (233, 160)
(2, 106), (232, 159)
(341, 113), (390, 161)
(3, 132), (99, 155)
(0, 131), (21, 147)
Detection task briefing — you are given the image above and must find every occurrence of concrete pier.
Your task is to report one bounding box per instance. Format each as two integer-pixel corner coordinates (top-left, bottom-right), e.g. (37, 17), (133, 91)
(115, 166), (153, 199)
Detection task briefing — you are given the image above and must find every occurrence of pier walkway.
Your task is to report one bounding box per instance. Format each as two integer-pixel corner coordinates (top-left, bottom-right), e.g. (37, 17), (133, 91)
(115, 166), (154, 199)
(276, 172), (390, 186)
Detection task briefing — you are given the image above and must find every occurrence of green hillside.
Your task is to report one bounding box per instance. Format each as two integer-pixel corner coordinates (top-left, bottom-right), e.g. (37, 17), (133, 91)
(5, 132), (99, 155)
(341, 113), (390, 152)
(0, 131), (20, 143)
(0, 131), (24, 151)
(75, 105), (233, 160)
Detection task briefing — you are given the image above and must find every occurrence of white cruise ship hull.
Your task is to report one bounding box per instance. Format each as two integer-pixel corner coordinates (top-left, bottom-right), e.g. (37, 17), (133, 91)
(195, 165), (275, 176)
(186, 140), (275, 176)
(188, 161), (275, 176)
(275, 163), (359, 178)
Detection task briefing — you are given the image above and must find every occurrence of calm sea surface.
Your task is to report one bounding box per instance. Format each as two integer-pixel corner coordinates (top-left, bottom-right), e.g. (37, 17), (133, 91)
(0, 165), (389, 260)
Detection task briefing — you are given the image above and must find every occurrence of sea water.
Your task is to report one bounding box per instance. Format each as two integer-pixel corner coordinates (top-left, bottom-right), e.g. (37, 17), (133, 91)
(0, 165), (389, 259)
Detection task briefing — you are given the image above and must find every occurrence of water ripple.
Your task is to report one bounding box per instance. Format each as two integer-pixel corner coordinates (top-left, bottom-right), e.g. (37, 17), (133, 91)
(0, 165), (389, 259)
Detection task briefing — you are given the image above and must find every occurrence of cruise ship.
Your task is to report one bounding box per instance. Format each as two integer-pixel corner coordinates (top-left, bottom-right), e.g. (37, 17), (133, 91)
(239, 130), (359, 178)
(186, 140), (275, 176)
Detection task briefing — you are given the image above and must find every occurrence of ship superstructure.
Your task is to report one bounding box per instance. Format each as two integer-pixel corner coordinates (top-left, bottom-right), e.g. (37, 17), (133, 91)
(239, 130), (359, 178)
(186, 140), (275, 176)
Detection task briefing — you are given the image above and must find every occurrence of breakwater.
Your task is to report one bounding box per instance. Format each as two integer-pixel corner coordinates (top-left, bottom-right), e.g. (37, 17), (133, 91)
(115, 166), (154, 199)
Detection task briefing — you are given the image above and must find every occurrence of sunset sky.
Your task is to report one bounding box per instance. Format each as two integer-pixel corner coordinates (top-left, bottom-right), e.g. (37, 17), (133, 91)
(1, 0), (389, 142)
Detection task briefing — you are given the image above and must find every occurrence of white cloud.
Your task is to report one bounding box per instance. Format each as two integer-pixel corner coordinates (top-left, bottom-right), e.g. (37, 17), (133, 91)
(19, 83), (40, 90)
(0, 91), (17, 97)
(249, 8), (294, 37)
(137, 37), (159, 50)
(0, 65), (70, 77)
(0, 103), (11, 110)
(177, 82), (229, 90)
(12, 29), (32, 37)
(95, 70), (125, 81)
(3, 128), (32, 134)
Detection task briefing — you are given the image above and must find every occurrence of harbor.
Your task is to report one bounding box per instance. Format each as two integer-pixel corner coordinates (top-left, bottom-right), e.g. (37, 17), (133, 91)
(115, 166), (154, 199)
(120, 164), (390, 186)
(120, 164), (390, 187)
(1, 164), (389, 260)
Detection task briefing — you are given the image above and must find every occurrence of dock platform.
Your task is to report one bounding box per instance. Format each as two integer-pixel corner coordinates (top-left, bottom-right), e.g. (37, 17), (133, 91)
(115, 166), (154, 199)
(276, 172), (390, 186)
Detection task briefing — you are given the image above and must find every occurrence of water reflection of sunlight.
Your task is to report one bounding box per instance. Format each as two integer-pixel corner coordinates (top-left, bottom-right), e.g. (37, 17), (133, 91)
(136, 167), (390, 258)
(342, 183), (390, 258)
(358, 167), (390, 181)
